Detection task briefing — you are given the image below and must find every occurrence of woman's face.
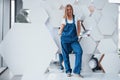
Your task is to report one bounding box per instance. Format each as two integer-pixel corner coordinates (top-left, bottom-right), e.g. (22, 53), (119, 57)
(66, 6), (73, 16)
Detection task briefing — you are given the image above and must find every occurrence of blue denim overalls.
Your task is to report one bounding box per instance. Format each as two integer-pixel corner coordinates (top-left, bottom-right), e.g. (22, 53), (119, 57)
(61, 16), (83, 74)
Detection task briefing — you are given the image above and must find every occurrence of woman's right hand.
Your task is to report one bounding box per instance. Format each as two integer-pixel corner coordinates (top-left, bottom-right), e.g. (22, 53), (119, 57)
(58, 24), (65, 35)
(58, 30), (62, 35)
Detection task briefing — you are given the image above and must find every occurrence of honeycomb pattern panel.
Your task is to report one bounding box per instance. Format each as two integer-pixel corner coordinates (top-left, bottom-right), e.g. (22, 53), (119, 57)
(97, 39), (117, 54)
(98, 15), (116, 35)
(79, 0), (91, 6)
(0, 0), (58, 77)
(28, 7), (49, 24)
(101, 53), (120, 73)
(45, 0), (62, 10)
(81, 5), (91, 19)
(102, 3), (118, 23)
(91, 25), (104, 41)
(81, 54), (93, 72)
(80, 37), (96, 54)
(112, 27), (118, 46)
(93, 0), (108, 10)
(92, 10), (102, 23)
(83, 16), (97, 30)
(48, 10), (64, 28)
(73, 4), (83, 16)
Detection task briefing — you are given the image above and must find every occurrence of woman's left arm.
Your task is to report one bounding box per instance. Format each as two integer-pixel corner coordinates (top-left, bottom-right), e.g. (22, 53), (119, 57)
(77, 20), (81, 36)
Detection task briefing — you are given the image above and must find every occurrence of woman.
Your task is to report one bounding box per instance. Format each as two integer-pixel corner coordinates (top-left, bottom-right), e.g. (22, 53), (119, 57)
(58, 4), (83, 77)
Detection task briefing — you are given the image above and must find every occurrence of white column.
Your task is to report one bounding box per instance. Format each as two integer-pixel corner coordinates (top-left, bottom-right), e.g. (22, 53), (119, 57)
(119, 6), (120, 48)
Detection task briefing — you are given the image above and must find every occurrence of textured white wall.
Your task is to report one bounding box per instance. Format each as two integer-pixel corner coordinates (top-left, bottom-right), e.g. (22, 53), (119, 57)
(0, 1), (58, 80)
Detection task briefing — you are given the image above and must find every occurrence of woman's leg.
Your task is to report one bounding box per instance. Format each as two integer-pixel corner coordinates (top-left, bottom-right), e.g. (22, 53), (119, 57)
(61, 42), (72, 73)
(71, 41), (83, 74)
(59, 54), (64, 70)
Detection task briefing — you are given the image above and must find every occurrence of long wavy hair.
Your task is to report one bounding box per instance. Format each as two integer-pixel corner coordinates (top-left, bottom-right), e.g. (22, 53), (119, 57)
(63, 4), (74, 18)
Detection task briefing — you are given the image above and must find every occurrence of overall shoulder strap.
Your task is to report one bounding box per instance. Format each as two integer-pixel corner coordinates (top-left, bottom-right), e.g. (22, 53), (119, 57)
(65, 18), (68, 24)
(73, 15), (75, 23)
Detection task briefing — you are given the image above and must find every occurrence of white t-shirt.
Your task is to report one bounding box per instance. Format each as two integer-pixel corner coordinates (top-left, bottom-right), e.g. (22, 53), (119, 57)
(61, 15), (83, 26)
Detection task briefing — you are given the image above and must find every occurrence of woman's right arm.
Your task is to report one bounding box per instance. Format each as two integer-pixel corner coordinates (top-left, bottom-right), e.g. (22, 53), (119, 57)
(58, 24), (65, 35)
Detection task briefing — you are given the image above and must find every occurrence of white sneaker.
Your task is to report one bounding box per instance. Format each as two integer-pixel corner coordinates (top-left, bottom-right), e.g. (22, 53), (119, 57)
(73, 73), (84, 78)
(66, 73), (71, 77)
(58, 69), (64, 73)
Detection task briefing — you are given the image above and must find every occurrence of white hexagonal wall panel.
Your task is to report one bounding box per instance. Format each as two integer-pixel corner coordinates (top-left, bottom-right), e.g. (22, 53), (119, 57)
(112, 28), (118, 46)
(0, 2), (58, 80)
(23, 0), (49, 24)
(73, 4), (83, 16)
(93, 0), (107, 10)
(28, 7), (49, 24)
(83, 16), (97, 30)
(48, 10), (64, 28)
(0, 24), (58, 75)
(79, 0), (91, 6)
(92, 10), (102, 23)
(81, 5), (91, 19)
(97, 39), (117, 54)
(47, 27), (62, 53)
(91, 26), (104, 41)
(44, 0), (62, 10)
(80, 37), (96, 54)
(61, 0), (75, 6)
(102, 3), (118, 23)
(101, 53), (120, 73)
(81, 54), (93, 72)
(23, 0), (44, 9)
(98, 15), (116, 35)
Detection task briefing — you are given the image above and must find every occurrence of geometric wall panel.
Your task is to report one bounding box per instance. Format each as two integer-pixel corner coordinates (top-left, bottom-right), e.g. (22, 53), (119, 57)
(98, 15), (116, 35)
(0, 2), (58, 80)
(83, 16), (97, 30)
(74, 5), (91, 21)
(28, 7), (49, 24)
(79, 0), (91, 6)
(101, 53), (120, 74)
(61, 0), (75, 6)
(0, 23), (58, 76)
(48, 27), (62, 53)
(92, 10), (102, 23)
(81, 54), (93, 72)
(93, 0), (107, 10)
(97, 39), (117, 54)
(102, 3), (118, 23)
(112, 28), (118, 46)
(45, 0), (62, 10)
(81, 5), (91, 19)
(73, 4), (83, 16)
(48, 10), (64, 28)
(91, 26), (104, 41)
(80, 37), (96, 54)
